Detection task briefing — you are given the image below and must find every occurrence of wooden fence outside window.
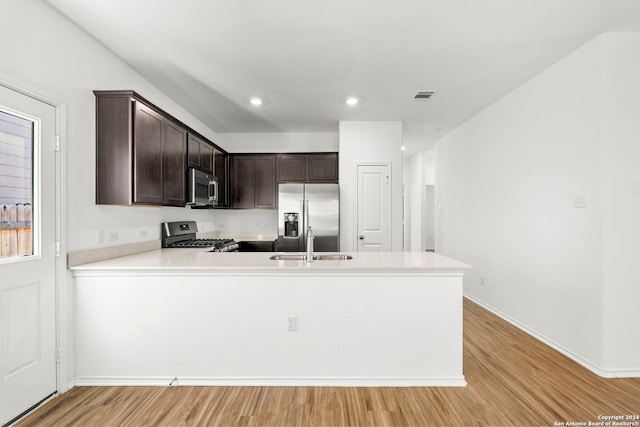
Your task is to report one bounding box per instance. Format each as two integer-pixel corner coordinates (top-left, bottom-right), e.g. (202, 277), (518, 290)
(0, 203), (32, 258)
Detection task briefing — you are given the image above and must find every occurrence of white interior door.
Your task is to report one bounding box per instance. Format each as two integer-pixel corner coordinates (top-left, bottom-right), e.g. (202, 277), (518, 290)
(357, 164), (391, 252)
(0, 84), (57, 426)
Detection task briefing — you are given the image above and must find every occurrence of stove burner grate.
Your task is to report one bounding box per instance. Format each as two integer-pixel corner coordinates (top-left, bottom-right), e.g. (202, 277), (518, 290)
(167, 238), (239, 252)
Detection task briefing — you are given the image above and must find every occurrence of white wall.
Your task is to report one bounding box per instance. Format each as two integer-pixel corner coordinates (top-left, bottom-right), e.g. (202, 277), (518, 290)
(424, 151), (435, 186)
(0, 0), (229, 252)
(404, 150), (436, 251)
(216, 132), (338, 153)
(339, 121), (403, 251)
(405, 153), (424, 251)
(214, 209), (277, 236)
(600, 34), (640, 373)
(436, 34), (640, 376)
(424, 152), (436, 251)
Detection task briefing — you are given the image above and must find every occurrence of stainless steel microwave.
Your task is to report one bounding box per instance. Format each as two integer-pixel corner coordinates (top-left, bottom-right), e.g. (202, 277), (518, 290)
(187, 168), (218, 207)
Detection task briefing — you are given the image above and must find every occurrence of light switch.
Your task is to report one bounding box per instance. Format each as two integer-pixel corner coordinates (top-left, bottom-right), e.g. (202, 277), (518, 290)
(574, 194), (587, 208)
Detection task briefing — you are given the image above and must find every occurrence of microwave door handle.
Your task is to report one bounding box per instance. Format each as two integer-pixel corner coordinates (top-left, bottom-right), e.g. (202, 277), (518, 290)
(209, 180), (218, 202)
(190, 171), (197, 202)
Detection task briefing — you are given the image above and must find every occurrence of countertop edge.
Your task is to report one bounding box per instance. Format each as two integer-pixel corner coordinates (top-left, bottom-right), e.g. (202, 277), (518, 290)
(71, 267), (470, 277)
(68, 249), (472, 274)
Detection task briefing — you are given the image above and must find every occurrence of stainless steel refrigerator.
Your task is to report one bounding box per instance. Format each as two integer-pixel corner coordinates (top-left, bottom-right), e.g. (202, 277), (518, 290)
(277, 183), (339, 252)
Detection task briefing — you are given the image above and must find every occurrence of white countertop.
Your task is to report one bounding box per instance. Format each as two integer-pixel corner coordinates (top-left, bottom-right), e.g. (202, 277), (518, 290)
(69, 249), (471, 273)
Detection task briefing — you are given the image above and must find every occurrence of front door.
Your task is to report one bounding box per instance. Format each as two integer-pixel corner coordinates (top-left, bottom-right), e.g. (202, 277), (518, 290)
(0, 84), (57, 426)
(357, 164), (391, 251)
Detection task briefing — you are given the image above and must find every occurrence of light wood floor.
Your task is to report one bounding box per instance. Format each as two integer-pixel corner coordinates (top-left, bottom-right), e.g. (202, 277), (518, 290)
(18, 298), (640, 426)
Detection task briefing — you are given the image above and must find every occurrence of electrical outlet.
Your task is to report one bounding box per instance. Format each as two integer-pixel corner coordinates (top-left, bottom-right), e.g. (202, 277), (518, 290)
(139, 229), (148, 238)
(574, 194), (587, 208)
(480, 276), (485, 286)
(287, 315), (297, 332)
(258, 223), (266, 229)
(108, 231), (119, 242)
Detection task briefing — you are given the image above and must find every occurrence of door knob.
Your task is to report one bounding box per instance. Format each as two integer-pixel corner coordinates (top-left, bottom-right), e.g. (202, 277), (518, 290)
(359, 235), (364, 240)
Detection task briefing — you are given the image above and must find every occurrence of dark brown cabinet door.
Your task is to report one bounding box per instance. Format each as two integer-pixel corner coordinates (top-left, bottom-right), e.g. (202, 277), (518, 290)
(231, 156), (255, 209)
(254, 155), (276, 209)
(230, 154), (276, 209)
(187, 134), (201, 170)
(163, 120), (187, 206)
(277, 154), (306, 182)
(133, 102), (164, 204)
(307, 153), (338, 182)
(95, 95), (133, 205)
(275, 153), (338, 183)
(187, 133), (214, 174)
(201, 143), (213, 174)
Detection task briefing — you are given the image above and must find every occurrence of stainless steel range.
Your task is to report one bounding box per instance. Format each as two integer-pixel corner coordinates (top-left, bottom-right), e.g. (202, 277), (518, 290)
(161, 221), (239, 252)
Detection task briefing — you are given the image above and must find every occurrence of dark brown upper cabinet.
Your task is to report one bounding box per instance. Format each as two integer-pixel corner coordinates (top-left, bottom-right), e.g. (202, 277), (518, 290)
(162, 121), (188, 206)
(230, 154), (276, 209)
(276, 154), (306, 181)
(276, 153), (338, 182)
(187, 133), (213, 174)
(95, 90), (187, 207)
(307, 153), (338, 182)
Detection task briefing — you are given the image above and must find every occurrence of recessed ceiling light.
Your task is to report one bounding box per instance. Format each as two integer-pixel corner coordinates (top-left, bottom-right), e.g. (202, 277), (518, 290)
(400, 146), (406, 151)
(250, 97), (263, 106)
(346, 97), (359, 106)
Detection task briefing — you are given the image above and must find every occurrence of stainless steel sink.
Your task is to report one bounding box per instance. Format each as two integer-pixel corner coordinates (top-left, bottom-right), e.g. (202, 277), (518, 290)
(269, 254), (353, 261)
(313, 254), (353, 261)
(269, 254), (308, 261)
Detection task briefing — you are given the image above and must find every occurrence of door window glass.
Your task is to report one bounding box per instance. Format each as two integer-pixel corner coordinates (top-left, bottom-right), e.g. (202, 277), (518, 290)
(0, 109), (33, 259)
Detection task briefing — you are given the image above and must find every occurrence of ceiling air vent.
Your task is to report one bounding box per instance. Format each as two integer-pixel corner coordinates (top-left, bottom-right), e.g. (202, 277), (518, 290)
(413, 90), (436, 100)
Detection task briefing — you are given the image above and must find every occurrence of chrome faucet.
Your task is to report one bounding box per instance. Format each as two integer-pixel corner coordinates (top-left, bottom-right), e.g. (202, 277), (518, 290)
(306, 226), (314, 262)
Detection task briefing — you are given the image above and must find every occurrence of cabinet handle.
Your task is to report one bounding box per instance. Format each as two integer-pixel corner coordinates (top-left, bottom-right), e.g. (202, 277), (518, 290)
(359, 235), (365, 240)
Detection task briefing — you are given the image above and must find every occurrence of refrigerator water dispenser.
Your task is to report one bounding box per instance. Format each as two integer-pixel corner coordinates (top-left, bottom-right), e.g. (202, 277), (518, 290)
(284, 213), (299, 237)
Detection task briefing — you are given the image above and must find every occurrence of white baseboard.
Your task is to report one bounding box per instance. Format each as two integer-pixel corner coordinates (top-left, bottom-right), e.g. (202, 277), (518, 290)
(73, 376), (467, 387)
(464, 293), (640, 378)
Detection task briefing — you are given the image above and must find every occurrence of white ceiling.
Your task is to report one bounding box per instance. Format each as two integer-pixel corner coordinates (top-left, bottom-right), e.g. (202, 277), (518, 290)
(45, 0), (640, 155)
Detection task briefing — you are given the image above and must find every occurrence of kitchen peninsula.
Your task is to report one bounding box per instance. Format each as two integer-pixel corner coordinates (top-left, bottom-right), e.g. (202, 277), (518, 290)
(71, 251), (470, 387)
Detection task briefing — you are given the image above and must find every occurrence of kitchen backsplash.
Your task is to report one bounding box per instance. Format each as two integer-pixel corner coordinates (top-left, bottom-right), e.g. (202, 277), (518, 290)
(214, 209), (277, 234)
(75, 209), (277, 254)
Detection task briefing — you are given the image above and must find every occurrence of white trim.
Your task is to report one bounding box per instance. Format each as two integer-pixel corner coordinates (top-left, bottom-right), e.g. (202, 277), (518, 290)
(6, 392), (59, 427)
(0, 77), (68, 393)
(54, 104), (69, 393)
(0, 78), (61, 109)
(73, 376), (467, 388)
(464, 293), (640, 378)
